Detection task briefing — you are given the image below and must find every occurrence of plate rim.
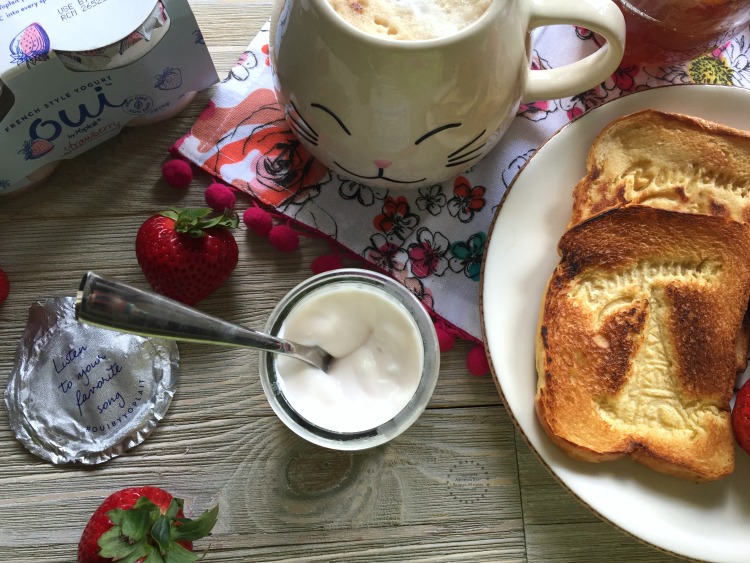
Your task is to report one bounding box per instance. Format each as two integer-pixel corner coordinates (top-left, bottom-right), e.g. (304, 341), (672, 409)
(479, 82), (750, 562)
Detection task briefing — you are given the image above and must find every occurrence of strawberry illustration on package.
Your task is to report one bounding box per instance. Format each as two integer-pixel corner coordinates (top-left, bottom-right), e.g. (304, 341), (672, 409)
(9, 23), (50, 67)
(155, 66), (183, 90)
(18, 139), (53, 160)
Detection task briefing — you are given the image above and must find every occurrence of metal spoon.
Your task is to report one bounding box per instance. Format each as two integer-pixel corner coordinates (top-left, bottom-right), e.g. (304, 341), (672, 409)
(75, 271), (331, 371)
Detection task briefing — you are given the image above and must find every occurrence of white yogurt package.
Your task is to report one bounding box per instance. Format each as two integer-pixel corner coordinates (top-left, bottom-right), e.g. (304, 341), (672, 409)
(0, 0), (218, 194)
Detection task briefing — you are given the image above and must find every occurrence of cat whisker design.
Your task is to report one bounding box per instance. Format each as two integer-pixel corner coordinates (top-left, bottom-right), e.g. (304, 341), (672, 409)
(446, 153), (484, 168)
(446, 130), (487, 168)
(446, 144), (485, 167)
(288, 117), (319, 146)
(287, 101), (319, 145)
(448, 130), (486, 159)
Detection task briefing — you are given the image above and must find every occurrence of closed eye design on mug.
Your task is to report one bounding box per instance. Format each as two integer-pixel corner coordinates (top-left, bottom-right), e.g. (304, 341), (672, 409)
(285, 102), (488, 183)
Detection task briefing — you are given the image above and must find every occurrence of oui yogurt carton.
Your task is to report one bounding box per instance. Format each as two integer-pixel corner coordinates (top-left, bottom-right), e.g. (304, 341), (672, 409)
(0, 0), (218, 194)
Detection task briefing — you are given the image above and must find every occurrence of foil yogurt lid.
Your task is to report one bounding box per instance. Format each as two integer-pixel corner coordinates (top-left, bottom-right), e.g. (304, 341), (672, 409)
(4, 297), (179, 465)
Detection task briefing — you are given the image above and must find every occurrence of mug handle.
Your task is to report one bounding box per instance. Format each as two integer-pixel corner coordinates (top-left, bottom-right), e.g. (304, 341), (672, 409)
(523, 0), (626, 103)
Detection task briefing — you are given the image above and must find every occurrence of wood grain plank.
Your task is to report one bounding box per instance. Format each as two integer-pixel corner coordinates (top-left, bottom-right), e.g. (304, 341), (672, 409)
(516, 434), (684, 561)
(524, 522), (684, 563)
(0, 408), (525, 561)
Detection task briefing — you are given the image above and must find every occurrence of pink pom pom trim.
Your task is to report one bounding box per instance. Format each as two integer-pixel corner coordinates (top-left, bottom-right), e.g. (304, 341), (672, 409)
(205, 182), (236, 211)
(466, 344), (490, 376)
(242, 207), (274, 236)
(310, 254), (343, 274)
(436, 327), (456, 352)
(0, 269), (9, 305)
(161, 159), (193, 189)
(269, 224), (300, 252)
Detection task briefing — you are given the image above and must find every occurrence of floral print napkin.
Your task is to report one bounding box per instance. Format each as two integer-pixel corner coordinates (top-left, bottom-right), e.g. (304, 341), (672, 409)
(172, 22), (750, 342)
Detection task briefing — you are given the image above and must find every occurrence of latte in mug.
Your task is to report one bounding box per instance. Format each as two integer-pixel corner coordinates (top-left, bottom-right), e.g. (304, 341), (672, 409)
(326, 0), (491, 40)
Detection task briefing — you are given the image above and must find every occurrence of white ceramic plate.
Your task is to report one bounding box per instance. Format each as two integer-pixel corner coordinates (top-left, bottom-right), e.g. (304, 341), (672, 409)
(481, 84), (750, 563)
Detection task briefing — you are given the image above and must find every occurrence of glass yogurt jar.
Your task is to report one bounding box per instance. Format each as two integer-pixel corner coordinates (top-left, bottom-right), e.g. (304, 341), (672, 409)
(260, 269), (440, 450)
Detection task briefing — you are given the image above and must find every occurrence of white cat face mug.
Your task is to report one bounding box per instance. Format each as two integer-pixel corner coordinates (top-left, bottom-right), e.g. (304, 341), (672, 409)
(270, 0), (625, 189)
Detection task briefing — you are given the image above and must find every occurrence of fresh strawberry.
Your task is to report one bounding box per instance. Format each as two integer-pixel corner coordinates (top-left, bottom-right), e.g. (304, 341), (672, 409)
(77, 486), (218, 563)
(136, 208), (239, 305)
(733, 378), (750, 455)
(0, 268), (9, 306)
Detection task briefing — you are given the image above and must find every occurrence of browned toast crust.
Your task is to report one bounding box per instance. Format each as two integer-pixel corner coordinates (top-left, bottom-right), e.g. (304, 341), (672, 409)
(536, 206), (750, 481)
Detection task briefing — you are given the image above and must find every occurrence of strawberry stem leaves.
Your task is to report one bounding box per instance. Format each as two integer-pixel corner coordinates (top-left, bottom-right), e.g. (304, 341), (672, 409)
(173, 505), (220, 541)
(98, 496), (218, 563)
(151, 514), (172, 553)
(97, 525), (150, 560)
(121, 508), (150, 542)
(161, 208), (239, 238)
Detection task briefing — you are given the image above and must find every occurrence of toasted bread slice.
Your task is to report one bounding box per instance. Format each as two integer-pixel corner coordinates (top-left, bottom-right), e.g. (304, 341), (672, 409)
(536, 206), (750, 481)
(571, 109), (750, 372)
(570, 109), (750, 227)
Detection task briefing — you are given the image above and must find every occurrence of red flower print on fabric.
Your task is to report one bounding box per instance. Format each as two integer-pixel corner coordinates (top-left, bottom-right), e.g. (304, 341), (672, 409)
(373, 196), (420, 240)
(199, 88), (328, 206)
(447, 176), (486, 223)
(407, 228), (451, 278)
(518, 53), (557, 121)
(518, 98), (556, 122)
(575, 26), (592, 40)
(612, 65), (638, 92)
(561, 88), (608, 121)
(574, 26), (603, 47)
(363, 233), (408, 275)
(397, 274), (435, 309)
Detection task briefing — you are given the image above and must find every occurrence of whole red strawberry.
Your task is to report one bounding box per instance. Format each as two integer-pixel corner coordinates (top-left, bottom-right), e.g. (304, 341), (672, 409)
(78, 486), (218, 563)
(136, 208), (239, 305)
(0, 268), (9, 306)
(733, 378), (750, 455)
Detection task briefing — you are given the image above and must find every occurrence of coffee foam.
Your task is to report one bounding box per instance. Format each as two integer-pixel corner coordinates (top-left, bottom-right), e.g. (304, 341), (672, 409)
(327, 0), (491, 41)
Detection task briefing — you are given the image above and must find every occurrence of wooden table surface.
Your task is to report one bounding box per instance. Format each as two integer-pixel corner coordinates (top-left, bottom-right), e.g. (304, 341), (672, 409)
(0, 2), (686, 562)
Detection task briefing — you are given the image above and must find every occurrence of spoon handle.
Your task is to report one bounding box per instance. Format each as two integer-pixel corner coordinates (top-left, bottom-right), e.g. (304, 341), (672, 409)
(75, 271), (302, 359)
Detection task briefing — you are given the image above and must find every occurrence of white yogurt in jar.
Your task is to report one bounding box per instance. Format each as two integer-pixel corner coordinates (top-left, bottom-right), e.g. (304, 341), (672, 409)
(276, 284), (424, 433)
